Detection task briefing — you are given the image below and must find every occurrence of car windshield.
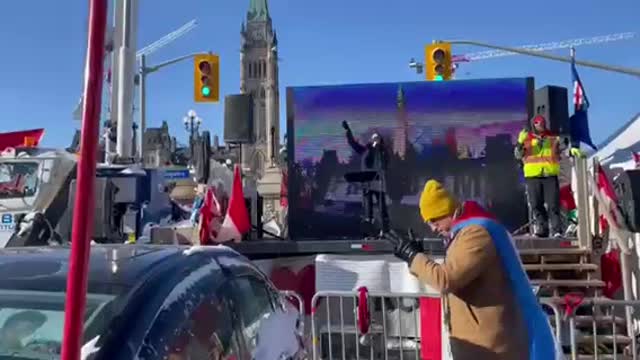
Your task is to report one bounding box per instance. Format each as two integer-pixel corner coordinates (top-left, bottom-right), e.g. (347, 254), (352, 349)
(0, 163), (39, 200)
(0, 290), (116, 359)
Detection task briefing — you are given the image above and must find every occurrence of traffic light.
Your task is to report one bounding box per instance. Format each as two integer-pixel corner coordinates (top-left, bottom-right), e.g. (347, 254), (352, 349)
(425, 43), (452, 81)
(194, 54), (220, 102)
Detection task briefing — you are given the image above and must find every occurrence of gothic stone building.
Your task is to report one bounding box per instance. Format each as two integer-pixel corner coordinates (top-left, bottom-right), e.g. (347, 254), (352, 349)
(240, 0), (280, 178)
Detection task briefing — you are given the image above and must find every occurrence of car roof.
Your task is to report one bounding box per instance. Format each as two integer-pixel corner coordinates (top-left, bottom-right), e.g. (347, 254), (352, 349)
(0, 245), (243, 295)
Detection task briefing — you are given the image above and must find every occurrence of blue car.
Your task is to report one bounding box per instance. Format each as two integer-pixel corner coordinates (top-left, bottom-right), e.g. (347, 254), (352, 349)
(0, 245), (306, 360)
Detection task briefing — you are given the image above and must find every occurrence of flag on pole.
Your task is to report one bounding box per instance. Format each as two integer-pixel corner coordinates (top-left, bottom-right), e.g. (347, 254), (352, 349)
(593, 163), (627, 298)
(570, 57), (597, 150)
(198, 187), (222, 245)
(216, 165), (251, 243)
(593, 163), (630, 248)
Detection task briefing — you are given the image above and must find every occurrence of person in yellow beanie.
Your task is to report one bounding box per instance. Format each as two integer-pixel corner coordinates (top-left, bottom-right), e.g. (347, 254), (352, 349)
(385, 179), (535, 359)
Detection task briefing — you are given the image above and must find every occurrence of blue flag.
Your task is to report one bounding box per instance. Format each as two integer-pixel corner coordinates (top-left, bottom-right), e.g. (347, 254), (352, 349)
(570, 59), (597, 150)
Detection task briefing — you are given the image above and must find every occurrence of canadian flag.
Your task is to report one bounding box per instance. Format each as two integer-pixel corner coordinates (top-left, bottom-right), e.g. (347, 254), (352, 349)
(199, 187), (222, 245)
(595, 164), (623, 231)
(593, 163), (630, 253)
(216, 165), (251, 243)
(593, 163), (629, 298)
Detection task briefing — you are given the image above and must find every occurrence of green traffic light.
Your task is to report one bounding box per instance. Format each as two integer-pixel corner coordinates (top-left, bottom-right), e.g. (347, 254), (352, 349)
(201, 86), (211, 96)
(434, 75), (444, 81)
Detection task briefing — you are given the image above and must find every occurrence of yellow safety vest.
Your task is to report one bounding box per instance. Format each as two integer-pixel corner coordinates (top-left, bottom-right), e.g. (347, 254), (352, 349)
(522, 135), (560, 178)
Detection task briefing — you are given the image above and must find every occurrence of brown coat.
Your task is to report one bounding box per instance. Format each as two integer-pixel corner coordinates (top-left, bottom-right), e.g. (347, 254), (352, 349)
(410, 224), (528, 360)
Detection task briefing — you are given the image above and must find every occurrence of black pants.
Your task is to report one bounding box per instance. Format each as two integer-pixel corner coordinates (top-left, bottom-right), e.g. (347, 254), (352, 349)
(525, 176), (562, 236)
(363, 190), (390, 232)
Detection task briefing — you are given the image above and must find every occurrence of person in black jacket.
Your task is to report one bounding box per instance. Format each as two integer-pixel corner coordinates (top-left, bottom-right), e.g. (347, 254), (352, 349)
(342, 121), (389, 232)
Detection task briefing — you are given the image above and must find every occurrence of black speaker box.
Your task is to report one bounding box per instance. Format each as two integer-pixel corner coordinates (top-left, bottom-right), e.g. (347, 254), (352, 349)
(614, 169), (640, 232)
(224, 94), (254, 143)
(534, 86), (569, 135)
(194, 131), (211, 184)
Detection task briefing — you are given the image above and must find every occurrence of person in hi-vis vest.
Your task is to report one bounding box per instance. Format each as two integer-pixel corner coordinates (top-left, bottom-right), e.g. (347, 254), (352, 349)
(514, 115), (571, 238)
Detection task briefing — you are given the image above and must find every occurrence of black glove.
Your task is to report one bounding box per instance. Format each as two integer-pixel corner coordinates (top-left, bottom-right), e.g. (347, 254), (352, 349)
(384, 229), (423, 265)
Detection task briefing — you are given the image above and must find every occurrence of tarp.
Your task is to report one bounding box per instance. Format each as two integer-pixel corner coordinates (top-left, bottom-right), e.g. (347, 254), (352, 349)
(0, 129), (45, 152)
(590, 113), (640, 167)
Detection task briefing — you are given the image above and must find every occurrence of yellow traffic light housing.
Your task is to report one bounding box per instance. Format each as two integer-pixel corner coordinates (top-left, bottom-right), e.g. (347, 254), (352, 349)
(194, 54), (220, 102)
(425, 43), (452, 81)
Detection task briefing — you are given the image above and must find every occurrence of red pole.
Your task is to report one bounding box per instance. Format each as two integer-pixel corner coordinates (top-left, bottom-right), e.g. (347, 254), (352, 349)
(60, 0), (107, 359)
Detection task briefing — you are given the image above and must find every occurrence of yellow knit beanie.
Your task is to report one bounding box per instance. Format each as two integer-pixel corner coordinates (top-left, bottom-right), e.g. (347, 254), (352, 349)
(419, 180), (458, 222)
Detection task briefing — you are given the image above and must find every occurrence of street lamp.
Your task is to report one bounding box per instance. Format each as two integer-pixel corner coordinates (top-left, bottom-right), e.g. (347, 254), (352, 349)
(183, 110), (202, 138)
(183, 110), (202, 164)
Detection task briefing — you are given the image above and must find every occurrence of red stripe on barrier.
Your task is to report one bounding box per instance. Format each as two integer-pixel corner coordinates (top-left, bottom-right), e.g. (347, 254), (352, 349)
(420, 297), (442, 360)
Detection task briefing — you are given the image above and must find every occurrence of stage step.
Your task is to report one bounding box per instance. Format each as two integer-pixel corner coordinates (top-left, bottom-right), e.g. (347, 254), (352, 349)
(531, 279), (605, 288)
(574, 315), (627, 328)
(519, 248), (590, 256)
(578, 334), (633, 346)
(524, 263), (598, 272)
(576, 355), (632, 360)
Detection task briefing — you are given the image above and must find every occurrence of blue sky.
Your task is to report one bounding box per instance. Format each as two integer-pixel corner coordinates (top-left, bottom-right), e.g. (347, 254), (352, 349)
(0, 0), (637, 149)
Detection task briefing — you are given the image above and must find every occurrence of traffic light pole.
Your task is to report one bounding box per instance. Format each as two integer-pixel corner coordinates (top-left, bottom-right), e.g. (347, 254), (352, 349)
(137, 51), (207, 161)
(440, 39), (640, 77)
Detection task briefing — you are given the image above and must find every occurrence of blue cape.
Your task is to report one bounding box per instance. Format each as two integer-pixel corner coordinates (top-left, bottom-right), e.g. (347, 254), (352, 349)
(451, 217), (561, 360)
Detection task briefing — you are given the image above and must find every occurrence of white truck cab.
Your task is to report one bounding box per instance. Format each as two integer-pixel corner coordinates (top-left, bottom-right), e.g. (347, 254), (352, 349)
(0, 147), (76, 247)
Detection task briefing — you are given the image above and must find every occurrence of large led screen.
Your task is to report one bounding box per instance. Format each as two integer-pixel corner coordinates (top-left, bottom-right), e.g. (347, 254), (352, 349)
(286, 78), (534, 240)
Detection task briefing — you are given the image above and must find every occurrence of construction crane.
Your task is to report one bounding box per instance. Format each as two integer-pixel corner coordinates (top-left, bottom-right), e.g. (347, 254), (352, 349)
(73, 19), (198, 122)
(136, 19), (198, 58)
(453, 32), (635, 63)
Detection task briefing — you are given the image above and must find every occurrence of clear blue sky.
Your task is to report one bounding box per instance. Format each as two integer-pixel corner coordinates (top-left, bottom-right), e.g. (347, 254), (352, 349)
(0, 0), (637, 148)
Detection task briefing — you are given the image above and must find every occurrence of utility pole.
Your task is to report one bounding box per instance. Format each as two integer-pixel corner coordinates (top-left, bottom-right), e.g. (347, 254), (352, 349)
(112, 0), (139, 162)
(441, 39), (640, 77)
(138, 54), (146, 161)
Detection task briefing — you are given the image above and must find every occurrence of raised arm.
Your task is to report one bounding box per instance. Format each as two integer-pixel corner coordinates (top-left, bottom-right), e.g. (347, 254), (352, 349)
(343, 121), (366, 154)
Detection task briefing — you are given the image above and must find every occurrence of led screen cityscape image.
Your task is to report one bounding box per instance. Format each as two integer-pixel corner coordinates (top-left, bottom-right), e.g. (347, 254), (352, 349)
(286, 78), (534, 239)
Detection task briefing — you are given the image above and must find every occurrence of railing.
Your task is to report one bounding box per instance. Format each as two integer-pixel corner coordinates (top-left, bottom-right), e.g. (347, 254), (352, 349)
(275, 289), (640, 360)
(310, 289), (437, 360)
(561, 298), (640, 360)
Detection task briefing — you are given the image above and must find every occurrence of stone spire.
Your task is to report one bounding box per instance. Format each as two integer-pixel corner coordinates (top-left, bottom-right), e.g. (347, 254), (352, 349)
(247, 0), (270, 22)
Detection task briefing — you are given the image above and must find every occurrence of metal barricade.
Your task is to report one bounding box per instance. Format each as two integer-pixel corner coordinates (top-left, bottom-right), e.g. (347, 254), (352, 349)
(310, 290), (438, 360)
(539, 298), (564, 343)
(563, 299), (640, 360)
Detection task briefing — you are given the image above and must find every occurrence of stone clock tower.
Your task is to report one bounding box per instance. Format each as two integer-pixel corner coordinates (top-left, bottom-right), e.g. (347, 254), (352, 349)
(241, 0), (285, 236)
(240, 0), (280, 179)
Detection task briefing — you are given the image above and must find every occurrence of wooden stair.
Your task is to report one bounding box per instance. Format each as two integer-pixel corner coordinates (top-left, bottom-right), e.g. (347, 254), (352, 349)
(518, 240), (635, 359)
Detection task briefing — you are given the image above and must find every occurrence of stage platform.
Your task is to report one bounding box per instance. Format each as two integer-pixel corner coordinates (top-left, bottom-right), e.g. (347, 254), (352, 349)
(227, 236), (580, 259)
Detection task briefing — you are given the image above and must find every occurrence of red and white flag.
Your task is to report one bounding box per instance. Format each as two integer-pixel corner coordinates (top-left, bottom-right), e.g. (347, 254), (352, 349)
(199, 187), (222, 245)
(593, 163), (630, 252)
(633, 152), (640, 168)
(216, 165), (251, 243)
